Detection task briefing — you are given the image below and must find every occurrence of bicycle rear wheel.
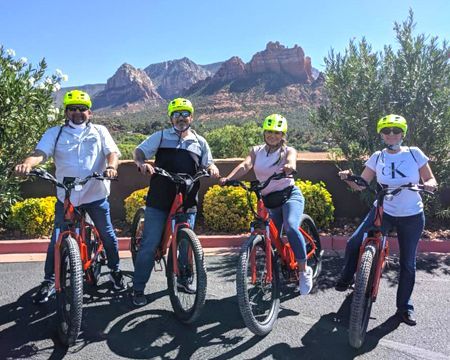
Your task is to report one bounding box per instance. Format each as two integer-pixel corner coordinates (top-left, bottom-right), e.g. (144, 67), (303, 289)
(300, 214), (323, 280)
(167, 228), (207, 324)
(56, 235), (83, 347)
(130, 207), (145, 267)
(236, 234), (280, 336)
(349, 244), (376, 349)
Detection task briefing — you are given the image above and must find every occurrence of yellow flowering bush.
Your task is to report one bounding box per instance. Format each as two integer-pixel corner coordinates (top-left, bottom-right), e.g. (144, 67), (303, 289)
(204, 180), (335, 232)
(124, 187), (148, 224)
(9, 196), (57, 236)
(203, 184), (257, 233)
(295, 180), (335, 229)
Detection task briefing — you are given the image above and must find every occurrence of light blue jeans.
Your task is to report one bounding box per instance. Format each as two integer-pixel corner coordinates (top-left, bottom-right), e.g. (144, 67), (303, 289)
(268, 186), (307, 264)
(133, 206), (196, 292)
(44, 198), (120, 281)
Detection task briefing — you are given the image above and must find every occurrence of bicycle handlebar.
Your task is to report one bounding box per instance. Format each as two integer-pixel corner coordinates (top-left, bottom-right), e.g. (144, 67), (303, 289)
(225, 170), (297, 193)
(346, 174), (434, 197)
(153, 167), (210, 185)
(26, 168), (117, 191)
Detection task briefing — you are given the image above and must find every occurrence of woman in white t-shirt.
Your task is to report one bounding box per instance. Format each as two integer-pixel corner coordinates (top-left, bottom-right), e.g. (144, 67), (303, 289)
(219, 114), (313, 295)
(336, 114), (438, 326)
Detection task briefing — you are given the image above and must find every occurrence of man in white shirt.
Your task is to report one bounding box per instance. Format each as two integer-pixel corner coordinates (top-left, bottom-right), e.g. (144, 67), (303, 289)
(15, 90), (124, 303)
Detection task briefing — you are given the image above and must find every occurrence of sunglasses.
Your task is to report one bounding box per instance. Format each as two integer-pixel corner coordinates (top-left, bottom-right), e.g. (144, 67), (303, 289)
(67, 105), (89, 112)
(171, 111), (191, 119)
(380, 127), (403, 135)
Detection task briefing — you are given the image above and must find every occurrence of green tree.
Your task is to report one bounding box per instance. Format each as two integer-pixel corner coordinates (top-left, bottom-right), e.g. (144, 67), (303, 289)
(0, 46), (65, 224)
(204, 122), (262, 158)
(313, 10), (450, 218)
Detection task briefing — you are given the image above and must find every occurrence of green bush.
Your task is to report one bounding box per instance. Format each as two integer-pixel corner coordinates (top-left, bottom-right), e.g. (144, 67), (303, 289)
(9, 196), (57, 236)
(0, 46), (66, 225)
(203, 184), (256, 233)
(203, 180), (335, 233)
(124, 187), (148, 224)
(295, 180), (335, 229)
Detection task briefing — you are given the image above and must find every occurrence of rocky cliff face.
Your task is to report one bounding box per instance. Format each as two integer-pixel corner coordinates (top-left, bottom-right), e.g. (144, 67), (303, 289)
(211, 56), (246, 82)
(144, 57), (211, 98)
(92, 63), (162, 109)
(247, 41), (312, 83)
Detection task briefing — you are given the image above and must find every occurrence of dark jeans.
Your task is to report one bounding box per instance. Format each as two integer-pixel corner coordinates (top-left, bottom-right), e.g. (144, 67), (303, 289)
(44, 198), (120, 281)
(340, 207), (425, 313)
(133, 206), (196, 292)
(268, 186), (307, 264)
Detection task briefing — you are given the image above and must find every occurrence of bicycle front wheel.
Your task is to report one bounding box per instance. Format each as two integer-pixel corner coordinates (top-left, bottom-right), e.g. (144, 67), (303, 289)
(167, 228), (207, 324)
(236, 234), (280, 336)
(349, 244), (376, 349)
(56, 235), (83, 347)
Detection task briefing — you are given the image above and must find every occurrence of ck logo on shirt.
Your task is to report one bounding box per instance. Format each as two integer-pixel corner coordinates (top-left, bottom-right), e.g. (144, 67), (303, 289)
(382, 161), (407, 178)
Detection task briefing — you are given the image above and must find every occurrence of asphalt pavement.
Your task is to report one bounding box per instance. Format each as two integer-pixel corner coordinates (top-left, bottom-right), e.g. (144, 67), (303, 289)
(0, 252), (449, 360)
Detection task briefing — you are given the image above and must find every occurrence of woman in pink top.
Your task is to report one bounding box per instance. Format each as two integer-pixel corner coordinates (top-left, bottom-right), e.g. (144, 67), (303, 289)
(219, 114), (313, 295)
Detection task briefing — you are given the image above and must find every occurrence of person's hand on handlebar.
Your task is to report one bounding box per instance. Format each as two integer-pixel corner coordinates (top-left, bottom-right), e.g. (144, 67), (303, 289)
(137, 162), (155, 176)
(103, 167), (118, 178)
(207, 164), (220, 178)
(218, 177), (229, 186)
(15, 163), (33, 176)
(282, 164), (296, 175)
(338, 169), (353, 181)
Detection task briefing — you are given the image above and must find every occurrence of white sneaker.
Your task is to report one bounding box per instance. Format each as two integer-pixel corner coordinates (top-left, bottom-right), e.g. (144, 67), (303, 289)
(299, 266), (313, 295)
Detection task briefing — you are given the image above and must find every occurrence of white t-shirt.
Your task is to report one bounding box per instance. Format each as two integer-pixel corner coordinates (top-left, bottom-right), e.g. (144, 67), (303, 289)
(365, 146), (429, 216)
(36, 123), (120, 206)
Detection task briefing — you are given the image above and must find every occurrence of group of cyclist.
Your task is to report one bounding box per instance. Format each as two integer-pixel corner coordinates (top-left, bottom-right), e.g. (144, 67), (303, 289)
(15, 89), (437, 326)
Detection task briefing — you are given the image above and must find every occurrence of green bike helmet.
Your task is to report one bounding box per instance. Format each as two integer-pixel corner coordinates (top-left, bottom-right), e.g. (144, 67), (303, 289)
(167, 98), (194, 116)
(377, 114), (408, 135)
(262, 114), (288, 134)
(63, 90), (92, 109)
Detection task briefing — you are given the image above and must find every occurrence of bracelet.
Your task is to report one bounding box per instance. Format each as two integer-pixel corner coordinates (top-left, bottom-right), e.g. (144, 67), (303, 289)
(106, 166), (116, 170)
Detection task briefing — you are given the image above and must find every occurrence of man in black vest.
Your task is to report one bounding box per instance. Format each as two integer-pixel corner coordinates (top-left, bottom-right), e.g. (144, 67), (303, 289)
(132, 97), (219, 306)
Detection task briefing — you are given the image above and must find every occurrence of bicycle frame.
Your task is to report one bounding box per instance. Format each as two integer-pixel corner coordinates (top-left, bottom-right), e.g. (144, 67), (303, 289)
(26, 169), (110, 292)
(228, 173), (318, 285)
(149, 167), (210, 277)
(348, 175), (432, 302)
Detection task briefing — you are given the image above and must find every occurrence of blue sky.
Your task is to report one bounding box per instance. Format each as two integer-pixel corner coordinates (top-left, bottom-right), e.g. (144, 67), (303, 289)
(1, 0), (448, 87)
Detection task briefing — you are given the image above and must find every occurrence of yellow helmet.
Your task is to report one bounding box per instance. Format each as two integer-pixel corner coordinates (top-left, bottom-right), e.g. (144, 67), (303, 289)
(377, 114), (407, 135)
(63, 90), (92, 109)
(262, 114), (288, 134)
(167, 98), (194, 116)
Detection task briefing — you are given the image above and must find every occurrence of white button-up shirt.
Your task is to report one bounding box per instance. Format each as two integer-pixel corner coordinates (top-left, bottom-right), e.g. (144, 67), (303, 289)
(36, 123), (120, 206)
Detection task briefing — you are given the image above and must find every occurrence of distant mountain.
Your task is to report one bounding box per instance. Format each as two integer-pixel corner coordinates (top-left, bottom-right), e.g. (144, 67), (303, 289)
(92, 63), (162, 110)
(200, 61), (224, 74)
(58, 41), (324, 114)
(144, 57), (212, 99)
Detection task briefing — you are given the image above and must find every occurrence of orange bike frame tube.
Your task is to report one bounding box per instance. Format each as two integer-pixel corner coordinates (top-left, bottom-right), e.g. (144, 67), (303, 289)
(54, 230), (79, 292)
(300, 227), (317, 259)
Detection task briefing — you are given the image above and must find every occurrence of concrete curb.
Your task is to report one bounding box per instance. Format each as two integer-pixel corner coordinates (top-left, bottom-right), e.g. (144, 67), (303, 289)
(1, 235), (449, 255)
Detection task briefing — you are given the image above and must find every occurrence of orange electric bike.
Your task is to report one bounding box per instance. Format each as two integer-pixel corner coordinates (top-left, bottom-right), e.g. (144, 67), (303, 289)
(226, 172), (323, 336)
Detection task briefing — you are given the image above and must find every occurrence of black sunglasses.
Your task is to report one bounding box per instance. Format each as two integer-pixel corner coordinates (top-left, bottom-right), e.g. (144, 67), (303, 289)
(380, 127), (403, 135)
(171, 111), (191, 119)
(66, 105), (89, 112)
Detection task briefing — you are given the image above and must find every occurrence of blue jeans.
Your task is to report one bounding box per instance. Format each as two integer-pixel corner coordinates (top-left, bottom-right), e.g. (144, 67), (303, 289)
(268, 186), (307, 264)
(44, 198), (120, 281)
(340, 207), (425, 313)
(133, 206), (196, 292)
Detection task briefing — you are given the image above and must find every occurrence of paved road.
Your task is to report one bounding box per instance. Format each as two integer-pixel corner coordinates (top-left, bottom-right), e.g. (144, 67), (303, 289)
(0, 252), (449, 360)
